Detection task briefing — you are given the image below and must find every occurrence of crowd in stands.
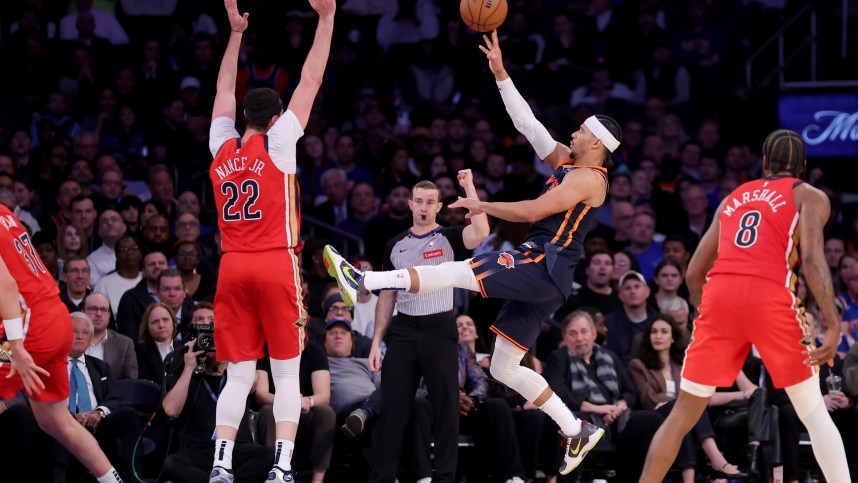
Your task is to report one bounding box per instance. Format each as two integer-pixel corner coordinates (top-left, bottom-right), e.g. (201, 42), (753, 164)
(0, 0), (857, 481)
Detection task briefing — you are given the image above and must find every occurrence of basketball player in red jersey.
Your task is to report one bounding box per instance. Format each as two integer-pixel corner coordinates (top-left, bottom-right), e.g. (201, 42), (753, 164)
(640, 130), (850, 483)
(0, 205), (124, 483)
(206, 0), (335, 481)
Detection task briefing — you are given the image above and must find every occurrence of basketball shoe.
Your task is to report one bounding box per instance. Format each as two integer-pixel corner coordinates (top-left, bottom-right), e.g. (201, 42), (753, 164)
(559, 421), (605, 475)
(209, 466), (234, 483)
(323, 245), (364, 306)
(267, 466), (295, 482)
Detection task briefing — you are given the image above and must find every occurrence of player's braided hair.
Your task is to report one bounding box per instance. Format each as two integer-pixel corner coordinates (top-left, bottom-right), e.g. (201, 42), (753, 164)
(595, 115), (622, 168)
(762, 129), (805, 177)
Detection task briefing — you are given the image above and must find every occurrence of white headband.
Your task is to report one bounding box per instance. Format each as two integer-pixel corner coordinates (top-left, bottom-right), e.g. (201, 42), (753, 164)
(584, 116), (620, 153)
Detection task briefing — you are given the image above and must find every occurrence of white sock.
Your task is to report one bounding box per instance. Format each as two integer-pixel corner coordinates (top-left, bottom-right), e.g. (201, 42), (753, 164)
(96, 468), (123, 483)
(213, 438), (235, 470)
(363, 269), (411, 291)
(412, 261), (479, 292)
(539, 393), (582, 437)
(274, 439), (295, 470)
(786, 376), (851, 483)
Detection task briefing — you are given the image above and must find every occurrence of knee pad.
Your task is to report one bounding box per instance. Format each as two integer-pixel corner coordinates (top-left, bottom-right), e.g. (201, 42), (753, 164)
(215, 360), (257, 429)
(270, 356), (301, 424)
(489, 338), (547, 402)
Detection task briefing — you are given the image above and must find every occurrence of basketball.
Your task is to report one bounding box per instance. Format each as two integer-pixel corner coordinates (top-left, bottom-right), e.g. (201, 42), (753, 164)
(460, 0), (507, 33)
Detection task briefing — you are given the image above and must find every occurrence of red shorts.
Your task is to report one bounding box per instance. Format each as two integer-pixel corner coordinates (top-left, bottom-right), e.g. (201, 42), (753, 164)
(214, 249), (304, 361)
(0, 301), (72, 402)
(682, 275), (815, 389)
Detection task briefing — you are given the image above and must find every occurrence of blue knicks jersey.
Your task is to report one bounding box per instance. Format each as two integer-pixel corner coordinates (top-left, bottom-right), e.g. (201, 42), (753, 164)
(519, 163), (608, 295)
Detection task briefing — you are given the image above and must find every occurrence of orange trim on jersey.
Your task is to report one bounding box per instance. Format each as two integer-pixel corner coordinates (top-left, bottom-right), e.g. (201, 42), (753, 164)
(470, 257), (491, 270)
(520, 253), (545, 264)
(476, 278), (488, 298)
(550, 209), (574, 244)
(561, 206), (591, 249)
(489, 326), (528, 351)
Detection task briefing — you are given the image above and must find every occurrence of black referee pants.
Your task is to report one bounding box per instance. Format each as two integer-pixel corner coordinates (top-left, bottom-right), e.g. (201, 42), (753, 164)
(369, 312), (459, 483)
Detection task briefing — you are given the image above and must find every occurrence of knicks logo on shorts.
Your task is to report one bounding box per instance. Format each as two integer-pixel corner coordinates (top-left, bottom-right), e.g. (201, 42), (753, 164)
(497, 252), (515, 269)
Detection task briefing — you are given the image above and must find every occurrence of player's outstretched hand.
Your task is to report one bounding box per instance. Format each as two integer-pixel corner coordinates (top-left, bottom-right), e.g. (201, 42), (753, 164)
(457, 169), (474, 190)
(805, 327), (839, 367)
(309, 0), (336, 19)
(449, 196), (484, 218)
(224, 0), (249, 33)
(8, 342), (49, 396)
(478, 30), (507, 80)
(368, 342), (382, 372)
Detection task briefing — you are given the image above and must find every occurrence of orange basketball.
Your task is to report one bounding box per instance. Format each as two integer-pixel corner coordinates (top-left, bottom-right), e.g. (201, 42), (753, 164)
(460, 0), (507, 33)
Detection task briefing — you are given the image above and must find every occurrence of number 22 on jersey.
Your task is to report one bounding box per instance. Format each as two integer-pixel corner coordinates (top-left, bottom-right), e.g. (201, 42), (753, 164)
(221, 179), (262, 221)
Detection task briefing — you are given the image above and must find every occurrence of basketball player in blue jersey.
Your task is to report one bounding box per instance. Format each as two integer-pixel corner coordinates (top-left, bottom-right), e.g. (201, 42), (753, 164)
(324, 30), (622, 475)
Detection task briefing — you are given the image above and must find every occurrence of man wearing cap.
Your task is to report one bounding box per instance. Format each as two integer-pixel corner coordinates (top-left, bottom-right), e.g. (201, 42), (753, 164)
(323, 305), (381, 442)
(604, 270), (658, 369)
(321, 293), (372, 358)
(324, 31), (623, 476)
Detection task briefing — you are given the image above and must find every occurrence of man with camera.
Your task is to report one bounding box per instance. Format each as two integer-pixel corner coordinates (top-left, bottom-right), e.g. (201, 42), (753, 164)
(160, 303), (272, 483)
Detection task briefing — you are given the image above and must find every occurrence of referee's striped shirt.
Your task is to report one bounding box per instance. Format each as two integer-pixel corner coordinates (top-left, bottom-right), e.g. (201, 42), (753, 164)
(382, 226), (469, 316)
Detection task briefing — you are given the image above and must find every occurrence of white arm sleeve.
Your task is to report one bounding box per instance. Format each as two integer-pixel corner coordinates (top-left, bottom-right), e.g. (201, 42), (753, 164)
(267, 109), (304, 174)
(209, 117), (240, 157)
(496, 77), (557, 160)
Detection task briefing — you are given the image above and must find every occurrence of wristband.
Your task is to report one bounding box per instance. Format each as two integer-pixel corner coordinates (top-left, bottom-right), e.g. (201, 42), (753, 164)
(3, 317), (23, 341)
(231, 29), (244, 33)
(308, 396), (314, 408)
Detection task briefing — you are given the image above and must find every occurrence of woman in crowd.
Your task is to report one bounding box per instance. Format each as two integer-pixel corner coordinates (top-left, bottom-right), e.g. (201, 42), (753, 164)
(136, 302), (180, 387)
(650, 259), (685, 307)
(56, 222), (89, 274)
(630, 315), (745, 482)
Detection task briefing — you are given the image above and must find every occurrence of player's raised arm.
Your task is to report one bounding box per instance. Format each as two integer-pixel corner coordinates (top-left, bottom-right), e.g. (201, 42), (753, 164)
(458, 169), (490, 249)
(211, 0), (249, 122)
(288, 0), (335, 129)
(480, 30), (568, 170)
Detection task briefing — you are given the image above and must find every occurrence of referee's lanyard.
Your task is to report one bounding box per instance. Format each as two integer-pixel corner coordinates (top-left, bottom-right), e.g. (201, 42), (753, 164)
(206, 375), (226, 440)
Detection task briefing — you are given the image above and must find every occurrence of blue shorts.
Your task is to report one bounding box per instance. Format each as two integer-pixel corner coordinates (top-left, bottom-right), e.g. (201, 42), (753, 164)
(469, 250), (566, 351)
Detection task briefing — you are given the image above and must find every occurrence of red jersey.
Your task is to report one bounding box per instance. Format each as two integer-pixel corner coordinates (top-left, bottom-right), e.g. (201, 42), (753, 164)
(209, 111), (304, 253)
(0, 204), (58, 309)
(708, 177), (802, 290)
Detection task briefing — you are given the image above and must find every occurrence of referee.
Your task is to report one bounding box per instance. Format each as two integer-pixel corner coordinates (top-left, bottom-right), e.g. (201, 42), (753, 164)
(367, 172), (489, 483)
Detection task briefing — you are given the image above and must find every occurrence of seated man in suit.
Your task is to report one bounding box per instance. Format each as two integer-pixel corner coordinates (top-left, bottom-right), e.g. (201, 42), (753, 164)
(544, 310), (664, 482)
(84, 292), (138, 379)
(116, 250), (168, 340)
(59, 312), (142, 481)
